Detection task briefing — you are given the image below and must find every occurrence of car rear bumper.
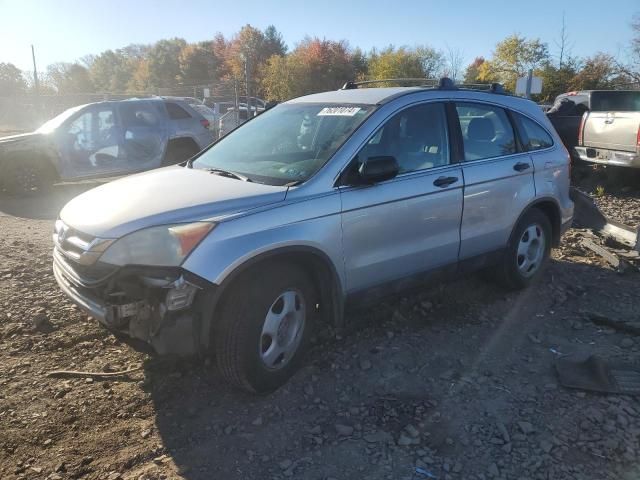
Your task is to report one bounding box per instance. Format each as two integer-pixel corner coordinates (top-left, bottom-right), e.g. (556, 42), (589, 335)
(575, 147), (640, 168)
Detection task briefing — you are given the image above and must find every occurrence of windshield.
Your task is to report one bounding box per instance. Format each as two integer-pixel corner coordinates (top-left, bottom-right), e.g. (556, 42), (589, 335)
(36, 104), (87, 134)
(192, 103), (375, 185)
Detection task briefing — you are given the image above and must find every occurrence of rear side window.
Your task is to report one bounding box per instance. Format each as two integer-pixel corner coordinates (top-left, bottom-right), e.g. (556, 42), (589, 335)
(515, 114), (553, 151)
(120, 102), (160, 127)
(165, 102), (192, 119)
(590, 91), (640, 112)
(455, 103), (516, 161)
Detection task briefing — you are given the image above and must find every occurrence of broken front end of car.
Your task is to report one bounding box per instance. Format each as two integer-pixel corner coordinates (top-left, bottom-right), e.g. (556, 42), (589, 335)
(52, 220), (217, 355)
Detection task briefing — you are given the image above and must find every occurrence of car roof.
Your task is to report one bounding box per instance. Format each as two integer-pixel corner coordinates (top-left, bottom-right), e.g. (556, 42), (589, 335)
(285, 86), (542, 117)
(286, 87), (423, 105)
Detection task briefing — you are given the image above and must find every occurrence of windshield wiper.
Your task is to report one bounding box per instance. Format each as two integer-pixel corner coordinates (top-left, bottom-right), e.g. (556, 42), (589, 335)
(205, 168), (251, 182)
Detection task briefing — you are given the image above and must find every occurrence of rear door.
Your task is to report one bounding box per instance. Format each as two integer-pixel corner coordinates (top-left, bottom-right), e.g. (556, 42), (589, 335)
(340, 101), (463, 293)
(117, 101), (167, 172)
(454, 101), (535, 260)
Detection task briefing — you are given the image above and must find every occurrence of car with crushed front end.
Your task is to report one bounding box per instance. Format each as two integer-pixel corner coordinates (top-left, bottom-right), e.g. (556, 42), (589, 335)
(52, 78), (574, 393)
(0, 97), (215, 195)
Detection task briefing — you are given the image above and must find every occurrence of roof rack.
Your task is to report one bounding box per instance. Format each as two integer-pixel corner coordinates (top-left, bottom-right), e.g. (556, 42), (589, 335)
(341, 78), (440, 89)
(341, 77), (506, 95)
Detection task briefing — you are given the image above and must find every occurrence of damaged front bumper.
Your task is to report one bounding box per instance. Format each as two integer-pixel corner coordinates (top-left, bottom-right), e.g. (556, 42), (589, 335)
(53, 249), (216, 356)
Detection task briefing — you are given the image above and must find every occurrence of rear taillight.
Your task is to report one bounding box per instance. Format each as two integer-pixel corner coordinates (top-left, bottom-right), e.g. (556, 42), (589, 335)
(578, 112), (587, 146)
(200, 119), (210, 130)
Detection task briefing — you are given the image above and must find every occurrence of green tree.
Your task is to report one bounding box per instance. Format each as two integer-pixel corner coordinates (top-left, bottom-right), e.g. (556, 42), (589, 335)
(0, 63), (27, 94)
(479, 35), (549, 91)
(178, 42), (218, 85)
(145, 38), (187, 88)
(463, 57), (486, 84)
(367, 46), (425, 81)
(263, 25), (287, 58)
(46, 62), (94, 93)
(537, 59), (579, 102)
(262, 38), (355, 101)
(569, 53), (620, 90)
(90, 50), (134, 92)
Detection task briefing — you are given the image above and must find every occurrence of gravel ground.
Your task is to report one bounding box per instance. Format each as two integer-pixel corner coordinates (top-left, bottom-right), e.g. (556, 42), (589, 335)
(1, 174), (639, 480)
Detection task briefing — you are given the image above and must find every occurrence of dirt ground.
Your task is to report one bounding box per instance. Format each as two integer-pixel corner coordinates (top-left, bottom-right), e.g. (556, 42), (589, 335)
(1, 167), (640, 480)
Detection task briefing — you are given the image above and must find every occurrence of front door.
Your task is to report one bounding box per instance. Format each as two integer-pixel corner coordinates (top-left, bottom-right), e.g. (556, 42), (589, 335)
(56, 104), (124, 179)
(339, 102), (463, 293)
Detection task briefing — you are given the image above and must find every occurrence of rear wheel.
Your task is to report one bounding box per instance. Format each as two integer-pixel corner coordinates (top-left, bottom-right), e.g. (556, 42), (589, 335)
(215, 263), (317, 393)
(492, 208), (552, 290)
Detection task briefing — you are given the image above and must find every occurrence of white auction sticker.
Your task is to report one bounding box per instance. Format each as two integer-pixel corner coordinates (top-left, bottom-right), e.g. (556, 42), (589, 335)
(317, 107), (361, 116)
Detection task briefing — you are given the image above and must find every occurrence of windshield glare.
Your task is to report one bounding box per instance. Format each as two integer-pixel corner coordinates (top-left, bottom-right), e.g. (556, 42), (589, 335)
(36, 104), (86, 134)
(192, 103), (375, 185)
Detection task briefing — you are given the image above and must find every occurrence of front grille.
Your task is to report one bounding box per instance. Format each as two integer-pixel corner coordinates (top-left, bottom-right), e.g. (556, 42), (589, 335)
(53, 221), (118, 287)
(53, 248), (118, 287)
(53, 220), (115, 267)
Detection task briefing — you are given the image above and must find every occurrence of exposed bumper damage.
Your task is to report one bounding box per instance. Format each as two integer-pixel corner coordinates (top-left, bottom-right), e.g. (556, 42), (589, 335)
(53, 249), (215, 356)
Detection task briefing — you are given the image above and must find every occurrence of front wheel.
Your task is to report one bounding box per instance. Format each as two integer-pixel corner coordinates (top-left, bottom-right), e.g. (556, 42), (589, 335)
(2, 157), (54, 196)
(215, 263), (317, 393)
(492, 208), (552, 290)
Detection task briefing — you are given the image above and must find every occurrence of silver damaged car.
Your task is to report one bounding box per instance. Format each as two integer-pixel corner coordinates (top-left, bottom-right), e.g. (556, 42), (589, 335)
(53, 78), (574, 393)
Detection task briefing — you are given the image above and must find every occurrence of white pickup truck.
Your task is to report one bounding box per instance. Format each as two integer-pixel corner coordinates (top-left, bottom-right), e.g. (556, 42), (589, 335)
(574, 90), (640, 168)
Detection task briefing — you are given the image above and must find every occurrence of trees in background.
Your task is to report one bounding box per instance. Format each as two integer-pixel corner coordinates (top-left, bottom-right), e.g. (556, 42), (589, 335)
(46, 62), (94, 94)
(7, 13), (640, 100)
(476, 34), (549, 91)
(0, 63), (27, 94)
(366, 45), (444, 82)
(262, 38), (354, 101)
(463, 57), (486, 84)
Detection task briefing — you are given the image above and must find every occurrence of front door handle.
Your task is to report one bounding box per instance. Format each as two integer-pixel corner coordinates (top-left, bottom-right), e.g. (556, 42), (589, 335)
(513, 162), (531, 172)
(433, 176), (458, 188)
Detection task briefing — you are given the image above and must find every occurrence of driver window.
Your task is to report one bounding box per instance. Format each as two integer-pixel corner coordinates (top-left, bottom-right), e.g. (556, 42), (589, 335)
(358, 102), (449, 174)
(62, 105), (120, 171)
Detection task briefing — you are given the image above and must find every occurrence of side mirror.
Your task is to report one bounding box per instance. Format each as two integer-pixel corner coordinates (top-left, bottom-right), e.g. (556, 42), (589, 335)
(357, 156), (399, 184)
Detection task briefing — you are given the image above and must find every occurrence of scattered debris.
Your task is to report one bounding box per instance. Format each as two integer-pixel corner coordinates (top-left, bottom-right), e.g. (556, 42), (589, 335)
(415, 466), (437, 478)
(45, 366), (143, 379)
(580, 238), (628, 272)
(555, 355), (640, 395)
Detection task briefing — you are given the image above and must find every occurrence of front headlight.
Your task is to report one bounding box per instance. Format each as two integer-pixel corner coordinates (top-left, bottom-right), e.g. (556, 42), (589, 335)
(99, 222), (215, 267)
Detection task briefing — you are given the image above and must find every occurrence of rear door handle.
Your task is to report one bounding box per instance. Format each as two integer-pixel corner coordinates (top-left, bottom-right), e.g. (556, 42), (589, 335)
(513, 162), (531, 172)
(433, 176), (458, 188)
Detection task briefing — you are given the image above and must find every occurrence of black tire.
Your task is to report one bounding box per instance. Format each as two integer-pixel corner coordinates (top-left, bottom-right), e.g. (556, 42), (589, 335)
(2, 157), (54, 196)
(492, 208), (552, 290)
(215, 263), (317, 393)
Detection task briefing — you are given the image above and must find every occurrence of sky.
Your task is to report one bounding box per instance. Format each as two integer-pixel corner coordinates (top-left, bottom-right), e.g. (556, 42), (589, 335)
(0, 0), (638, 72)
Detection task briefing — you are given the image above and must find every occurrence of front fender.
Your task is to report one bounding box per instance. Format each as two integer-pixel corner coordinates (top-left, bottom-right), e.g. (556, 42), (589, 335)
(182, 192), (345, 292)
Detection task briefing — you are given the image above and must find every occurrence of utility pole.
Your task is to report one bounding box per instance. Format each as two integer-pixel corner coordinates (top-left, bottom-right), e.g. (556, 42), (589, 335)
(31, 45), (40, 94)
(243, 53), (252, 117)
(31, 45), (41, 121)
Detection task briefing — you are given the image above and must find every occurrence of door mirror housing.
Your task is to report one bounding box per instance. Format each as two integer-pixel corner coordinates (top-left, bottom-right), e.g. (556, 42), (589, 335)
(357, 156), (399, 184)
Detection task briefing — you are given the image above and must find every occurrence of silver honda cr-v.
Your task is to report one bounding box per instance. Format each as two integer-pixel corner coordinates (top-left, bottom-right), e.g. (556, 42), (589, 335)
(53, 79), (574, 393)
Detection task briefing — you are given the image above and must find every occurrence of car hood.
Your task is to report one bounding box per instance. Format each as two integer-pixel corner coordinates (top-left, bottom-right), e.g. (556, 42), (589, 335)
(0, 132), (44, 146)
(60, 166), (288, 238)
